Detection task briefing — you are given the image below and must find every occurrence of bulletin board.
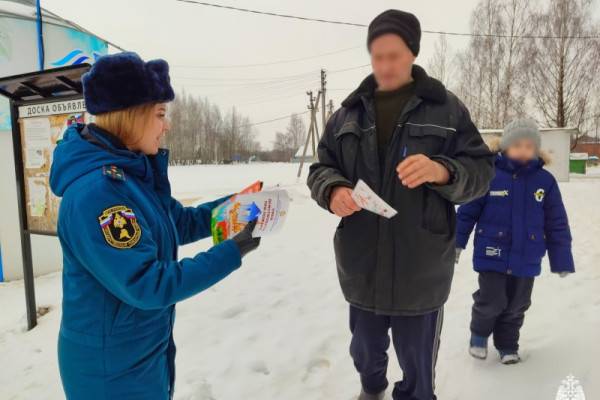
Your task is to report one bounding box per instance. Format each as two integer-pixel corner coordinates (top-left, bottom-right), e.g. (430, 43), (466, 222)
(18, 100), (89, 234)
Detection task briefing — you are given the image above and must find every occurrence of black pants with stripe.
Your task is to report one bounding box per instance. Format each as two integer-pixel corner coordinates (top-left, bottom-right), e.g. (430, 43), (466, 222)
(470, 271), (535, 352)
(349, 305), (443, 400)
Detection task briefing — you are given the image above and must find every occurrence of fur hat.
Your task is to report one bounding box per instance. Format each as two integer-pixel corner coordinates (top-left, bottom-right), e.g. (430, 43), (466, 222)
(500, 117), (541, 151)
(82, 52), (175, 115)
(367, 10), (421, 56)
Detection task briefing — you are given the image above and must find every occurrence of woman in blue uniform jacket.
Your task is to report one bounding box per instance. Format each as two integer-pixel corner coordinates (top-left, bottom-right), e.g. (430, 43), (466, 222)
(49, 52), (260, 399)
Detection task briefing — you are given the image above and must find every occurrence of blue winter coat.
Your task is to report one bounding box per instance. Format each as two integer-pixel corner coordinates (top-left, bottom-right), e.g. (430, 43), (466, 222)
(49, 123), (242, 400)
(456, 154), (574, 277)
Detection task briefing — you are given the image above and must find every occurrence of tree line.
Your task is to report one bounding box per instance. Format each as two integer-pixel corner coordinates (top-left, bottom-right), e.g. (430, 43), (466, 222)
(164, 90), (261, 165)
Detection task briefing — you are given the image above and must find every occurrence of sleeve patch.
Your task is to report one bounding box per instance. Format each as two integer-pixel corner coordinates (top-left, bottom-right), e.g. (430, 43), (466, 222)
(98, 205), (142, 249)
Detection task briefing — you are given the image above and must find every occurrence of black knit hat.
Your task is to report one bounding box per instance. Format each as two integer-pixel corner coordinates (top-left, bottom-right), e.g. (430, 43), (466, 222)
(367, 10), (421, 56)
(82, 52), (175, 115)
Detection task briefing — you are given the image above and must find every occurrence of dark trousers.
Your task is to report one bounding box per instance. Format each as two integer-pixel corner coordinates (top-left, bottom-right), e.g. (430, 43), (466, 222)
(470, 271), (535, 352)
(349, 306), (443, 400)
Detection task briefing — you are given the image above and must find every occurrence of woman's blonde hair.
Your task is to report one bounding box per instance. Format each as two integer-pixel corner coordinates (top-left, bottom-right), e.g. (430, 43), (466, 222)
(94, 102), (156, 146)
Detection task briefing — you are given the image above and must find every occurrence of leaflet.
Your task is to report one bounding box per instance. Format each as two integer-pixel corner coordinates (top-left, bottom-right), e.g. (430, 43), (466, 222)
(351, 179), (398, 219)
(211, 183), (289, 244)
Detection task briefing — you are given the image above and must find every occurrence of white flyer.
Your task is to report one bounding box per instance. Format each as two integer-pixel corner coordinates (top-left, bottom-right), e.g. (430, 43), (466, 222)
(25, 147), (45, 169)
(351, 179), (398, 219)
(23, 118), (51, 147)
(23, 118), (51, 169)
(27, 176), (47, 217)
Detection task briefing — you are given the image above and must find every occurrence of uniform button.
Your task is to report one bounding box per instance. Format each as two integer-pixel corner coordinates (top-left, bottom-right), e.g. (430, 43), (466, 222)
(530, 234), (536, 240)
(507, 269), (512, 275)
(478, 229), (483, 234)
(513, 174), (517, 179)
(498, 231), (504, 237)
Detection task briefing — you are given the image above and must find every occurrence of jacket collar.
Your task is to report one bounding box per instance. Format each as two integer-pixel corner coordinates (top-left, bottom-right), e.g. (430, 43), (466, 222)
(496, 153), (545, 174)
(83, 123), (170, 182)
(341, 64), (447, 108)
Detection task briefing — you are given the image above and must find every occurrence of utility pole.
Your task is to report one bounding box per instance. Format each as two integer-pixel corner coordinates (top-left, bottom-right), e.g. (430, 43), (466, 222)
(327, 99), (334, 121)
(320, 69), (327, 136)
(297, 90), (321, 178)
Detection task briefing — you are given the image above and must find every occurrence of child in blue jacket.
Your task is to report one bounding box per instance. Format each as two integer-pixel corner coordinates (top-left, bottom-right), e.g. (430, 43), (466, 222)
(455, 118), (574, 365)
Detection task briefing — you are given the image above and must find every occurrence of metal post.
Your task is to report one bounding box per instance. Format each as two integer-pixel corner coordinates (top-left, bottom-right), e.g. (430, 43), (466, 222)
(10, 101), (37, 330)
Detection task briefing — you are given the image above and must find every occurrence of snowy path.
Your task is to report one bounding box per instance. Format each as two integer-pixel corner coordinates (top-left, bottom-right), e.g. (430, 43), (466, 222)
(0, 163), (598, 400)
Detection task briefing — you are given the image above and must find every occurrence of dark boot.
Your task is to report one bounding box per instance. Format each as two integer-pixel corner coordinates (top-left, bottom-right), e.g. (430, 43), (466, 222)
(358, 389), (385, 400)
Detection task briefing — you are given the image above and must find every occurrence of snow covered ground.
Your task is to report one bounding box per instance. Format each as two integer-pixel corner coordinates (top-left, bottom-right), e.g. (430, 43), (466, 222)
(0, 162), (598, 400)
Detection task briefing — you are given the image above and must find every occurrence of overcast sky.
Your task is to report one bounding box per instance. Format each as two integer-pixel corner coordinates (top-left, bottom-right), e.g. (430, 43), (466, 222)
(43, 0), (599, 148)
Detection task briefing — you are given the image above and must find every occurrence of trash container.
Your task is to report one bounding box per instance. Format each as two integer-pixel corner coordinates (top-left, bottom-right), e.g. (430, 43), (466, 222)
(569, 153), (588, 174)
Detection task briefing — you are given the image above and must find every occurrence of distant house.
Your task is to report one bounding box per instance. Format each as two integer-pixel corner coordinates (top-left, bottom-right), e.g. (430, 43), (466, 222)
(572, 134), (600, 158)
(291, 145), (316, 163)
(480, 127), (576, 182)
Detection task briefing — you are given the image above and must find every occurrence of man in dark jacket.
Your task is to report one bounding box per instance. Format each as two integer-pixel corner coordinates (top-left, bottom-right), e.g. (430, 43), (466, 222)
(307, 10), (495, 400)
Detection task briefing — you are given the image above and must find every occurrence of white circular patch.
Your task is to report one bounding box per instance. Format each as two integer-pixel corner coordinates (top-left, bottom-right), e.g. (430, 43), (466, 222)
(534, 188), (545, 202)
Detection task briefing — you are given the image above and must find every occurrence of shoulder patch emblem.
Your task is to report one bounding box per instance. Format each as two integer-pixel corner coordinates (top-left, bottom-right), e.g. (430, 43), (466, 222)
(98, 205), (141, 249)
(534, 188), (545, 202)
(102, 165), (126, 181)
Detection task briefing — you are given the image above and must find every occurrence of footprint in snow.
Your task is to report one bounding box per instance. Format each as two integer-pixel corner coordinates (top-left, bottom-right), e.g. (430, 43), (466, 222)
(220, 305), (246, 319)
(307, 358), (331, 372)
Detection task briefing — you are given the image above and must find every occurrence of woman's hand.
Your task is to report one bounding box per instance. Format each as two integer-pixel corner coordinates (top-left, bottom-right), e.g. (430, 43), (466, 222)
(232, 219), (261, 258)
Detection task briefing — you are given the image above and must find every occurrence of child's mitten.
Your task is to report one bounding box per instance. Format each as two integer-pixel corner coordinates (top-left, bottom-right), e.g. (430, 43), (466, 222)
(455, 248), (463, 264)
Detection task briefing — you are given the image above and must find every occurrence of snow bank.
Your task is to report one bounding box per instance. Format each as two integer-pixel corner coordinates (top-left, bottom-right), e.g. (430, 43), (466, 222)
(1, 163), (598, 399)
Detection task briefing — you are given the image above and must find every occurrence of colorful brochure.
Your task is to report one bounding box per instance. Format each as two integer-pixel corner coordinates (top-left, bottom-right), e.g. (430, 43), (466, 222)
(211, 181), (289, 244)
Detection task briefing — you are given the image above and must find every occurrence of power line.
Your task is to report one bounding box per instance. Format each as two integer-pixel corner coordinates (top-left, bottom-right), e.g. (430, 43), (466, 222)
(175, 0), (366, 27)
(239, 110), (309, 128)
(171, 70), (319, 88)
(170, 70), (318, 81)
(329, 64), (371, 74)
(174, 0), (600, 40)
(235, 92), (306, 107)
(171, 45), (363, 68)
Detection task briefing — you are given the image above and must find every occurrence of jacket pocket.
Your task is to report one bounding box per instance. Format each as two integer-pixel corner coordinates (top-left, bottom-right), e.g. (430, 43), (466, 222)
(110, 303), (136, 335)
(334, 122), (367, 182)
(474, 224), (511, 261)
(422, 188), (451, 235)
(406, 123), (452, 156)
(525, 227), (546, 263)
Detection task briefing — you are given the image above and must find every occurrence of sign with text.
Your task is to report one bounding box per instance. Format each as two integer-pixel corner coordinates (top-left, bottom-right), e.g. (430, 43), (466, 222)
(18, 99), (86, 118)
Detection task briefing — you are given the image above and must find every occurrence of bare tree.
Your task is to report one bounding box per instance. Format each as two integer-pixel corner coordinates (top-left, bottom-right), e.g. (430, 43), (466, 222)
(454, 0), (532, 128)
(286, 113), (307, 151)
(427, 34), (454, 87)
(526, 0), (600, 132)
(270, 113), (307, 161)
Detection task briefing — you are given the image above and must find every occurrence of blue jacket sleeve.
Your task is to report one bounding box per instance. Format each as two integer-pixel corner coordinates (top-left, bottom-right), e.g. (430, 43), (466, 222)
(169, 195), (231, 245)
(543, 180), (575, 273)
(456, 194), (487, 249)
(63, 183), (241, 310)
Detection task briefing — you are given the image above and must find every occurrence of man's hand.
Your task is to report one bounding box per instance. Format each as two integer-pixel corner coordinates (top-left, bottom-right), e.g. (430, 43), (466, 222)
(329, 186), (361, 217)
(396, 154), (450, 189)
